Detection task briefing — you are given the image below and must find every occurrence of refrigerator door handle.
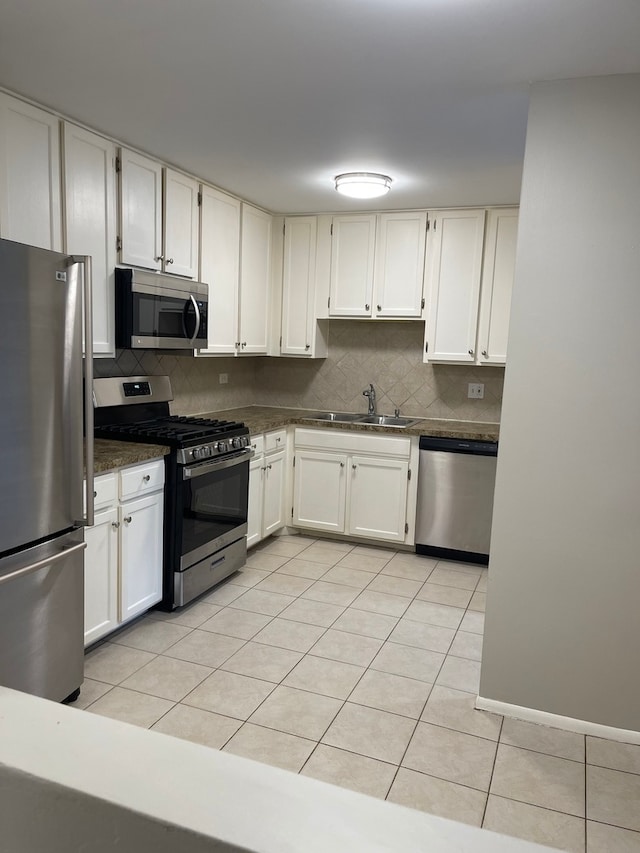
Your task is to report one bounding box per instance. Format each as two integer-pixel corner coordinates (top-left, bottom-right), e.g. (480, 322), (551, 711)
(72, 255), (94, 527)
(0, 541), (87, 587)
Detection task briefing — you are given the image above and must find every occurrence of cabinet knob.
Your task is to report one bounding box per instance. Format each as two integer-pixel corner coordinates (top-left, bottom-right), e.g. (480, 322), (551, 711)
(124, 516), (132, 524)
(93, 490), (97, 498)
(365, 304), (370, 311)
(267, 463), (272, 470)
(155, 255), (164, 262)
(482, 350), (488, 357)
(166, 257), (174, 265)
(352, 464), (357, 470)
(111, 521), (120, 530)
(235, 342), (241, 348)
(377, 304), (382, 311)
(468, 349), (474, 356)
(339, 462), (344, 468)
(241, 342), (247, 348)
(143, 475), (151, 482)
(305, 344), (310, 350)
(276, 437), (281, 443)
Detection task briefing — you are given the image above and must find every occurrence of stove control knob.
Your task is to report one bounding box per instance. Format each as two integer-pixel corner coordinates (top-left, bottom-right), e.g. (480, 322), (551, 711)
(231, 437), (242, 449)
(193, 447), (204, 460)
(217, 440), (228, 453)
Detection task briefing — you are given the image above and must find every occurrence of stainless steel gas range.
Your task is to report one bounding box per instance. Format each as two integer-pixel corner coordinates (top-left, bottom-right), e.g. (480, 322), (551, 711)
(93, 376), (252, 609)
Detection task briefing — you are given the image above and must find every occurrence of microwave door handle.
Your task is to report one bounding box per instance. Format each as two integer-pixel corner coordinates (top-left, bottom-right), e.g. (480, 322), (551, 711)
(182, 295), (201, 345)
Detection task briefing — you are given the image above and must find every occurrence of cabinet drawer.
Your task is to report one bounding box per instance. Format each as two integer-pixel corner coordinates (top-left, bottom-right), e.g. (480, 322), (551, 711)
(249, 435), (265, 456)
(85, 472), (117, 513)
(265, 430), (286, 453)
(119, 459), (165, 500)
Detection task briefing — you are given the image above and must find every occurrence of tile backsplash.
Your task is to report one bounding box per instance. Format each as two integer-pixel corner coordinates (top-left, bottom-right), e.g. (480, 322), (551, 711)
(95, 321), (503, 422)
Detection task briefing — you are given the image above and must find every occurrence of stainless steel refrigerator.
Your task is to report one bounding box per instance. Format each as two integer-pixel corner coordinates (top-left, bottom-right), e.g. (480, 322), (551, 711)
(0, 238), (94, 703)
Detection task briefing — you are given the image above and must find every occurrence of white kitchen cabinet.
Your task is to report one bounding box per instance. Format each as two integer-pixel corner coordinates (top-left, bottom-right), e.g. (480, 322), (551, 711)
(374, 212), (427, 318)
(63, 123), (117, 357)
(293, 450), (347, 533)
(281, 216), (329, 358)
(119, 490), (164, 622)
(329, 215), (376, 316)
(0, 92), (61, 251)
(329, 212), (426, 319)
(247, 431), (287, 547)
(476, 207), (519, 365)
(120, 150), (199, 278)
(239, 203), (272, 354)
(198, 185), (240, 355)
(293, 429), (415, 544)
(119, 148), (163, 271)
(163, 168), (199, 278)
(423, 209), (486, 363)
(347, 455), (409, 542)
(83, 459), (164, 645)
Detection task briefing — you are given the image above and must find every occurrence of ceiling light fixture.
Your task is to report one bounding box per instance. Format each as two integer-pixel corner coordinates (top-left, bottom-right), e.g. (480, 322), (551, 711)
(334, 172), (392, 199)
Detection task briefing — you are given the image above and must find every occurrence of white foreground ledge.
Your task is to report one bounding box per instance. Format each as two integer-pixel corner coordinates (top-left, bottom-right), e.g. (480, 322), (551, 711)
(0, 686), (558, 852)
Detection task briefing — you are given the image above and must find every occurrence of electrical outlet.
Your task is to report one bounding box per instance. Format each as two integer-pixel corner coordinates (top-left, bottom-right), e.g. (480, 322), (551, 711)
(468, 382), (484, 399)
(219, 373), (228, 385)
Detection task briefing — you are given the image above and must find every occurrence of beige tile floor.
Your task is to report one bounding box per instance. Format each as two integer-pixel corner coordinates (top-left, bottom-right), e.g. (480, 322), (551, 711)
(76, 535), (640, 853)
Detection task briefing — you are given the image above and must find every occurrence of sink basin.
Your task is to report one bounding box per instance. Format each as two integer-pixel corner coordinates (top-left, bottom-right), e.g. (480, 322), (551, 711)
(304, 412), (363, 423)
(356, 415), (421, 428)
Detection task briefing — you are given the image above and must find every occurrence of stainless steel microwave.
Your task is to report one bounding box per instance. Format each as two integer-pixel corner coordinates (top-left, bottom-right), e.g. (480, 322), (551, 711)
(115, 268), (208, 350)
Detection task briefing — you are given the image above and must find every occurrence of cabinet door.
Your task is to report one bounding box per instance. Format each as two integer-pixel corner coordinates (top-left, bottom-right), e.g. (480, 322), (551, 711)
(281, 217), (316, 355)
(247, 455), (264, 549)
(119, 492), (163, 622)
(164, 168), (199, 278)
(119, 148), (163, 270)
(239, 203), (272, 353)
(293, 450), (346, 533)
(63, 123), (117, 357)
(347, 456), (409, 543)
(0, 93), (61, 250)
(198, 185), (240, 355)
(374, 212), (427, 318)
(424, 209), (486, 363)
(83, 506), (119, 646)
(477, 208), (519, 365)
(329, 215), (376, 316)
(263, 449), (286, 536)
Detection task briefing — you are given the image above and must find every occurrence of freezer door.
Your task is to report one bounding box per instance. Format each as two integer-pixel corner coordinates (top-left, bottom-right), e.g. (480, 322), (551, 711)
(0, 239), (84, 553)
(0, 530), (85, 702)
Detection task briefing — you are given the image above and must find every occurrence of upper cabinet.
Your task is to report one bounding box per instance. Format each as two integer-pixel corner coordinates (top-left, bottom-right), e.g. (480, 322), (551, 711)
(423, 209), (486, 363)
(239, 203), (272, 354)
(0, 93), (61, 251)
(476, 208), (519, 365)
(163, 168), (199, 278)
(198, 185), (241, 355)
(119, 149), (199, 278)
(423, 207), (518, 366)
(329, 213), (426, 319)
(63, 123), (117, 357)
(280, 216), (328, 358)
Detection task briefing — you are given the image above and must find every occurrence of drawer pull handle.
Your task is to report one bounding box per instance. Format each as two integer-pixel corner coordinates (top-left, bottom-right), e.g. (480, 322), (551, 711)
(124, 516), (132, 524)
(143, 475), (151, 482)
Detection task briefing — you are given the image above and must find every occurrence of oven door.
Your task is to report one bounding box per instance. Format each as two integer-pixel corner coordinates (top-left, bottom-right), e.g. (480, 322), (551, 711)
(178, 449), (252, 570)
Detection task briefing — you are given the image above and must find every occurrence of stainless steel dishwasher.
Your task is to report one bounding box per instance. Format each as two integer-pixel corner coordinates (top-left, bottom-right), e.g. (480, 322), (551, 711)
(415, 436), (498, 565)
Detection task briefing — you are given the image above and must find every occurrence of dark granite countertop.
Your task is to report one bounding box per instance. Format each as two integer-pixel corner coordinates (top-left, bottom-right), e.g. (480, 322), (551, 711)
(198, 406), (500, 442)
(92, 439), (170, 474)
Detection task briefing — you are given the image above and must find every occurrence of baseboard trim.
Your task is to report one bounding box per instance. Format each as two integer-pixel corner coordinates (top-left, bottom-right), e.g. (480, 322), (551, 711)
(475, 696), (640, 744)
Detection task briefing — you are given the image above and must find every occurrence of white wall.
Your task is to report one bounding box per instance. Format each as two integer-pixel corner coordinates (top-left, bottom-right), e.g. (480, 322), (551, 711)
(479, 75), (640, 730)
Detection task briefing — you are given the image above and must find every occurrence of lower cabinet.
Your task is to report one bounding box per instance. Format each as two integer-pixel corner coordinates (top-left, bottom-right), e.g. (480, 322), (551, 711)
(292, 429), (415, 544)
(247, 430), (287, 548)
(84, 459), (165, 646)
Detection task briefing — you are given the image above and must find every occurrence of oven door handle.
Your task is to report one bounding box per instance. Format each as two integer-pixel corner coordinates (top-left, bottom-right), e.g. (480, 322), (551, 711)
(182, 448), (254, 480)
(182, 294), (201, 345)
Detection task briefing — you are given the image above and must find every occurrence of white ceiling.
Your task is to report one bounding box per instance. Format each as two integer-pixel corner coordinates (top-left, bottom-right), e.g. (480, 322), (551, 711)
(1, 0), (639, 213)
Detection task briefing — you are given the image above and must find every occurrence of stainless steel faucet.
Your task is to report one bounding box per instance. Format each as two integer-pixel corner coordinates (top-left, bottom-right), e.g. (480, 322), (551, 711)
(362, 383), (376, 415)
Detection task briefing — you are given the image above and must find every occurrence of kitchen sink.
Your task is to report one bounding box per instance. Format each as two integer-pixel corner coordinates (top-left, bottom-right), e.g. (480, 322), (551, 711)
(356, 415), (421, 428)
(303, 412), (421, 428)
(304, 412), (364, 423)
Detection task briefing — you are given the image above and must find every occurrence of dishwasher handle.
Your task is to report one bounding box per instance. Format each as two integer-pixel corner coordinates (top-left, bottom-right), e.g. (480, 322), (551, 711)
(419, 436), (498, 456)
